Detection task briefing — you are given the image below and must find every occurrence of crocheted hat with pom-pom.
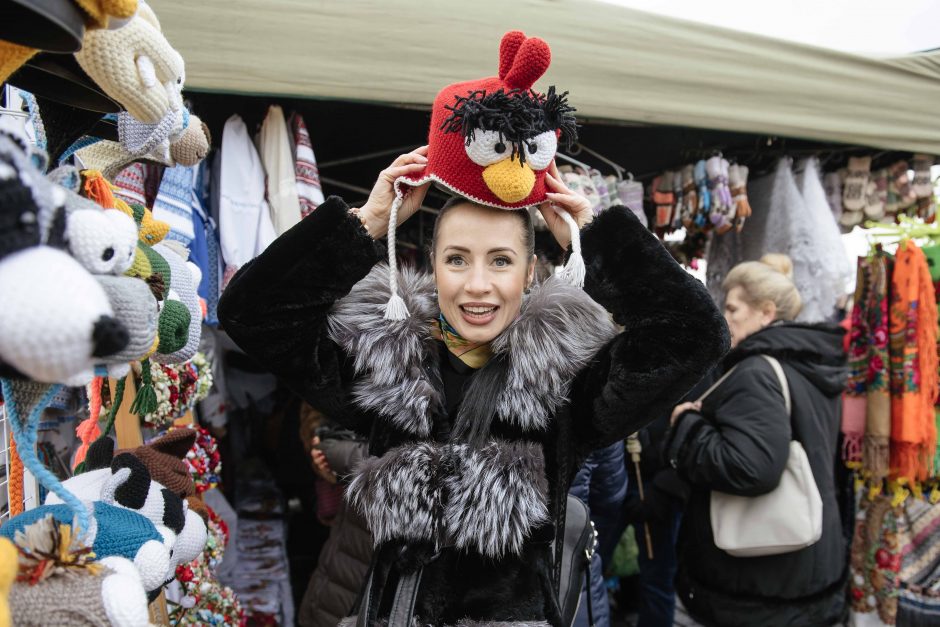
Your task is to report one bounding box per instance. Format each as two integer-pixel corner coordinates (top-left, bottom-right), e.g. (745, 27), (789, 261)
(382, 30), (580, 319)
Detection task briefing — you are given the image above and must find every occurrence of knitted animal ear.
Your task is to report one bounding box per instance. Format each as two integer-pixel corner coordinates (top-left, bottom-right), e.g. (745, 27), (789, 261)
(498, 30), (527, 80)
(84, 436), (115, 471)
(146, 429), (196, 460)
(108, 452), (152, 509)
(503, 37), (551, 91)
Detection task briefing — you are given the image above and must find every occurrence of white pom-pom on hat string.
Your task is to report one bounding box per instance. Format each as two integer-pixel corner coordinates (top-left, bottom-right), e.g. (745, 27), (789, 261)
(383, 189), (410, 321)
(553, 205), (586, 288)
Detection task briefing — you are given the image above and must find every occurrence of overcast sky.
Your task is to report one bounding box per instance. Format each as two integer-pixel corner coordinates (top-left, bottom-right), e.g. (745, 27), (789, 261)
(602, 0), (940, 56)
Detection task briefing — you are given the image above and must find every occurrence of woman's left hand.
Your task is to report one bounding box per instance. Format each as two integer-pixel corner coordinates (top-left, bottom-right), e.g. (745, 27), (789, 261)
(538, 161), (593, 250)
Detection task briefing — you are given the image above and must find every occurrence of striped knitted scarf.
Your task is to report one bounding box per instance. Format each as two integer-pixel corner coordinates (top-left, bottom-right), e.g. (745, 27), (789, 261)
(889, 243), (938, 484)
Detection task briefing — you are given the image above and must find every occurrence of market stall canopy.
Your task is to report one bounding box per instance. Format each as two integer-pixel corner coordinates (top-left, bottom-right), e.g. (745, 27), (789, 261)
(150, 0), (940, 154)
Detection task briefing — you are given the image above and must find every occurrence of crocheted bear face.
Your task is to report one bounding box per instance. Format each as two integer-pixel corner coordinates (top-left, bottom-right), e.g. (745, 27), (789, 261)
(398, 30), (577, 209)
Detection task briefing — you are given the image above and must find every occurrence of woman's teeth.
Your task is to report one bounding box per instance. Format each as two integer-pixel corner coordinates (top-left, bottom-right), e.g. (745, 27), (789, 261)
(462, 305), (496, 315)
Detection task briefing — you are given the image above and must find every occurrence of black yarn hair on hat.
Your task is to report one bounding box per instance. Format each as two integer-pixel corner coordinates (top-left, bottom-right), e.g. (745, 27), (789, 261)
(441, 86), (578, 165)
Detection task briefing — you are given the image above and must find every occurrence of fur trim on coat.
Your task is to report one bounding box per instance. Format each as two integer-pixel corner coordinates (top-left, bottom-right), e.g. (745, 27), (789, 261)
(347, 438), (549, 558)
(328, 264), (618, 436)
(332, 266), (616, 558)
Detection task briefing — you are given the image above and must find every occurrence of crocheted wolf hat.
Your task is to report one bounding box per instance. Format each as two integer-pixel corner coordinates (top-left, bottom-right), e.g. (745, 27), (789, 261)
(384, 30), (580, 319)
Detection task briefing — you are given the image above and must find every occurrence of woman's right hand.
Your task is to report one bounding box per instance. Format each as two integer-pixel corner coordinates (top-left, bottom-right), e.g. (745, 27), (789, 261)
(310, 436), (337, 484)
(670, 401), (702, 426)
(357, 146), (431, 238)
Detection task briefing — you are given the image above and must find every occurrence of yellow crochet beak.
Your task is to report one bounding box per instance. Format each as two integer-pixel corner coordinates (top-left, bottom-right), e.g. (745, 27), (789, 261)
(483, 157), (535, 203)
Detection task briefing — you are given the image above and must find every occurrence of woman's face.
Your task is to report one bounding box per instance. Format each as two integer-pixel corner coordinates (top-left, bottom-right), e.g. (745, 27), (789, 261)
(433, 203), (534, 344)
(724, 286), (774, 348)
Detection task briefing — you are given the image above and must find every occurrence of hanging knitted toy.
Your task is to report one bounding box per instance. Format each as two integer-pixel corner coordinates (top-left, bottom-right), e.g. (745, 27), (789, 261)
(75, 1), (186, 125)
(385, 30), (580, 319)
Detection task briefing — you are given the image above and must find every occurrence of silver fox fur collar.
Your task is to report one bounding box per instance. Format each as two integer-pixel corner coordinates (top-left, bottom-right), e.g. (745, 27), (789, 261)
(328, 263), (618, 436)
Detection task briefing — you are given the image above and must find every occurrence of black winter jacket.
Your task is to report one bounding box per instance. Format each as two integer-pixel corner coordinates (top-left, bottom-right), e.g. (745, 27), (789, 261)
(218, 198), (728, 626)
(667, 323), (848, 627)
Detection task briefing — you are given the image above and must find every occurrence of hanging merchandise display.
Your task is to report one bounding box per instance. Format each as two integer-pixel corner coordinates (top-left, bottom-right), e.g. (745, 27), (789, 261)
(0, 1), (247, 623)
(704, 156), (853, 319)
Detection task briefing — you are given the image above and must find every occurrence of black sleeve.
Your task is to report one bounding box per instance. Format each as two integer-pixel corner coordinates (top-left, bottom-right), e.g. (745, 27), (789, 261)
(217, 197), (381, 424)
(668, 360), (791, 496)
(569, 206), (730, 454)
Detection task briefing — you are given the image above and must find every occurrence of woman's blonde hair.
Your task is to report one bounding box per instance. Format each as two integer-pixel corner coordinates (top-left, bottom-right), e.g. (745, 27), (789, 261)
(722, 254), (802, 321)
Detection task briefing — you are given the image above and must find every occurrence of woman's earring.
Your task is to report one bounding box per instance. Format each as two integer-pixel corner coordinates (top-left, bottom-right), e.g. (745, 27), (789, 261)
(524, 285), (531, 295)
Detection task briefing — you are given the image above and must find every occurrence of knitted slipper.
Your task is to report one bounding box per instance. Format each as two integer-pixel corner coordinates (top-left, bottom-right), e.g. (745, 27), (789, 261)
(842, 156), (870, 212)
(912, 154), (934, 199)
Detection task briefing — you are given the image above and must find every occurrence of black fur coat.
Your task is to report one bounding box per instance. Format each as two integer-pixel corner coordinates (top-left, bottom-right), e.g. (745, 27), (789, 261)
(218, 197), (729, 626)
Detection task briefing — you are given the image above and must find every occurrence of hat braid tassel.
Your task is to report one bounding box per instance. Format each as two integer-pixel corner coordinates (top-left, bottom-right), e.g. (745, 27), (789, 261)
(384, 194), (410, 320)
(554, 206), (586, 288)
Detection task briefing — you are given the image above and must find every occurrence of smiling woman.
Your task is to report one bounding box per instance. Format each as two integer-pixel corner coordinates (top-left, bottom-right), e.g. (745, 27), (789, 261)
(217, 30), (730, 627)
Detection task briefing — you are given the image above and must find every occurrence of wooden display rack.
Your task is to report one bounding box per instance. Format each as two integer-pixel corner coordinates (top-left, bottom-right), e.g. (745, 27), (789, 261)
(110, 377), (193, 625)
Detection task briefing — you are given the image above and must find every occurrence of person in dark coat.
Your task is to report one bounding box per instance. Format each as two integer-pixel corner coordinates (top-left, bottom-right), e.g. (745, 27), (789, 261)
(569, 441), (629, 627)
(667, 254), (848, 627)
(298, 406), (373, 627)
(218, 145), (728, 625)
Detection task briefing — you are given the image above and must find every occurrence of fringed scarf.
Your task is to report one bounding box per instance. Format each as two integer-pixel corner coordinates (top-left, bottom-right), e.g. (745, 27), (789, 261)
(889, 243), (938, 484)
(919, 243), (940, 479)
(863, 255), (892, 480)
(845, 257), (871, 465)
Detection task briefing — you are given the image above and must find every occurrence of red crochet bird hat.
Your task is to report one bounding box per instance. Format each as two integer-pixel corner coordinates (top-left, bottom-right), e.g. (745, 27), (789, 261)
(383, 30), (582, 320)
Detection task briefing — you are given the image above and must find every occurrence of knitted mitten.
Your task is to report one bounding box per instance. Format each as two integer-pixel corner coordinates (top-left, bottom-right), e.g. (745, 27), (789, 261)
(680, 164), (697, 229)
(865, 169), (888, 220)
(694, 159), (710, 226)
(671, 170), (684, 229)
(912, 154), (934, 199)
(728, 164), (752, 233)
(889, 160), (916, 210)
(75, 2), (185, 124)
(616, 179), (646, 226)
(823, 171), (842, 221)
(842, 156), (871, 212)
(652, 174), (674, 229)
